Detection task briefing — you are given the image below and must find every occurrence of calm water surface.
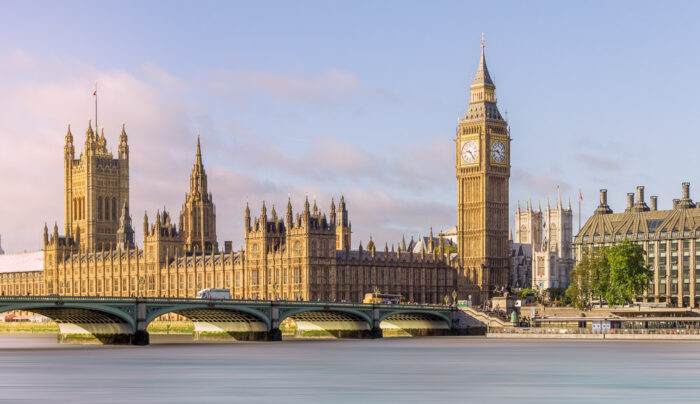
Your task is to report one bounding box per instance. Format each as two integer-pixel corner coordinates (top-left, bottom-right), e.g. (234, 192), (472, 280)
(0, 335), (699, 403)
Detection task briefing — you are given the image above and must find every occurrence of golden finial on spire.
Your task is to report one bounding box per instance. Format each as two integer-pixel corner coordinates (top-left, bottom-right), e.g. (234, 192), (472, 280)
(481, 32), (485, 49)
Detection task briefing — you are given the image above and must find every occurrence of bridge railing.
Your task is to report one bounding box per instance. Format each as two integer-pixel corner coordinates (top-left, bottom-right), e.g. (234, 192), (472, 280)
(0, 295), (452, 310)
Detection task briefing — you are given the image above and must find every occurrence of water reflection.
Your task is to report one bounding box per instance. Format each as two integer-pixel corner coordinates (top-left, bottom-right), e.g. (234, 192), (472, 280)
(1, 335), (699, 403)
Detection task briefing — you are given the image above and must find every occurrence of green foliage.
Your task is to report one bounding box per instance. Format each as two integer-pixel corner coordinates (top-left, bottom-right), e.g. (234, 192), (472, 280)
(518, 288), (537, 301)
(546, 287), (566, 301)
(565, 240), (653, 310)
(605, 239), (653, 305)
(566, 250), (593, 309)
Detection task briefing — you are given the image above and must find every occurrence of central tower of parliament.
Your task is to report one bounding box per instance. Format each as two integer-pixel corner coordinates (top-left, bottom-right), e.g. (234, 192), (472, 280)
(1, 40), (511, 304)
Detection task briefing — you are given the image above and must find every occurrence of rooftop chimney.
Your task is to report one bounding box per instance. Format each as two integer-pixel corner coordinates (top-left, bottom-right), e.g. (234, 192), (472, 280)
(636, 186), (645, 204)
(595, 189), (613, 215)
(683, 182), (691, 200)
(626, 193), (634, 211)
(650, 196), (658, 211)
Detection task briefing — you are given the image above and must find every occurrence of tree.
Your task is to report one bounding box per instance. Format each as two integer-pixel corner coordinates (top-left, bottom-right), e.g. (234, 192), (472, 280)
(605, 239), (653, 305)
(566, 250), (593, 309)
(589, 247), (610, 307)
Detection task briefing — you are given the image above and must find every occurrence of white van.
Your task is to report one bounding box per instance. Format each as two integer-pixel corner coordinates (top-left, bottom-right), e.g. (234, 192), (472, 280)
(195, 289), (231, 299)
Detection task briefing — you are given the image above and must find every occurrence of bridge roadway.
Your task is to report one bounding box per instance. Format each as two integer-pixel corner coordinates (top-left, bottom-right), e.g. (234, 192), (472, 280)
(0, 296), (466, 345)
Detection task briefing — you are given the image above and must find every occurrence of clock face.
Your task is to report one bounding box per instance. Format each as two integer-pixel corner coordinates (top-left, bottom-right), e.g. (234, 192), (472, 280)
(491, 141), (506, 163)
(461, 140), (478, 164)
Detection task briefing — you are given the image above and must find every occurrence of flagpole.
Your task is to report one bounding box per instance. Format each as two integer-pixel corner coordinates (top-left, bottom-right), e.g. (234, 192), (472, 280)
(94, 81), (98, 131)
(578, 189), (582, 233)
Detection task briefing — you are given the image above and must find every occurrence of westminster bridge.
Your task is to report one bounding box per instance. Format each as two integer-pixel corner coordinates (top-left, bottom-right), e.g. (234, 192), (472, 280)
(0, 296), (486, 345)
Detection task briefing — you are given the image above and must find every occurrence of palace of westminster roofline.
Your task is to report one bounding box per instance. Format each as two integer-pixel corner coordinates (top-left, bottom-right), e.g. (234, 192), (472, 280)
(575, 182), (700, 244)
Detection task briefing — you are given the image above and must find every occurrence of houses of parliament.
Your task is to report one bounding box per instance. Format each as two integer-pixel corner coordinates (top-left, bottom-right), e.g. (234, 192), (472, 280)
(0, 40), (511, 305)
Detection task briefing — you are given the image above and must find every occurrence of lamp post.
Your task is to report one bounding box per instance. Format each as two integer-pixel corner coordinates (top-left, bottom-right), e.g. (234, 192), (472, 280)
(272, 283), (278, 301)
(452, 290), (457, 307)
(444, 294), (449, 306)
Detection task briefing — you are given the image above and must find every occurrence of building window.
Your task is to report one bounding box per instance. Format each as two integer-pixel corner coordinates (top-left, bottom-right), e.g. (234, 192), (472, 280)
(251, 270), (258, 286)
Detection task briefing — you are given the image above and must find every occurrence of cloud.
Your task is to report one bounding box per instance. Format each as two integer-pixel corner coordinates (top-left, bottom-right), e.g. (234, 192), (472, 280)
(576, 152), (620, 171)
(512, 168), (571, 197)
(209, 68), (364, 103)
(0, 50), (455, 253)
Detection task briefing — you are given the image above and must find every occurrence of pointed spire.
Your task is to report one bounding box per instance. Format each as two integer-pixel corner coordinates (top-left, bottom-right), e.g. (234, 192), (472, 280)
(312, 200), (318, 215)
(401, 235), (406, 251)
(143, 210), (149, 237)
(261, 200), (267, 218)
(195, 132), (202, 167)
(304, 195), (310, 214)
(546, 200), (551, 211)
(567, 198), (571, 211)
(65, 123), (73, 143)
(119, 122), (128, 144)
(516, 200), (521, 212)
(537, 201), (541, 213)
(471, 33), (494, 88)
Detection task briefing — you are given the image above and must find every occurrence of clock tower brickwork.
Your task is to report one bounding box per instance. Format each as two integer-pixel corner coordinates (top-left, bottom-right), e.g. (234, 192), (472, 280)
(456, 38), (511, 303)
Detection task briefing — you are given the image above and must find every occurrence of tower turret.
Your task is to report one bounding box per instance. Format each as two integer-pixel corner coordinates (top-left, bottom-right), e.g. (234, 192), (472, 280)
(180, 134), (217, 253)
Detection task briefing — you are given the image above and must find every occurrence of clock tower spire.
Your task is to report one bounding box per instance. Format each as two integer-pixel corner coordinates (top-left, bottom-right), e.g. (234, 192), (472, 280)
(455, 35), (510, 303)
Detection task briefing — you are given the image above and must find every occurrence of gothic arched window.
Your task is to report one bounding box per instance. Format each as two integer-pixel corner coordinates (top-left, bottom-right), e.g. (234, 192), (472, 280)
(112, 198), (117, 221)
(98, 197), (103, 220)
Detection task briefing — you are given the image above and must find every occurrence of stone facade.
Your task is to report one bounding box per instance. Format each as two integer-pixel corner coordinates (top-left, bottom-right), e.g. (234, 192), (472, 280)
(511, 198), (574, 290)
(575, 184), (700, 308)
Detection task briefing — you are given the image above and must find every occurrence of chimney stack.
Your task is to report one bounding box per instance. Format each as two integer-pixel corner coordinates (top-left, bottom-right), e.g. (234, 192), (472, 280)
(636, 186), (645, 204)
(595, 189), (613, 214)
(682, 182), (691, 200)
(626, 193), (634, 211)
(650, 196), (658, 211)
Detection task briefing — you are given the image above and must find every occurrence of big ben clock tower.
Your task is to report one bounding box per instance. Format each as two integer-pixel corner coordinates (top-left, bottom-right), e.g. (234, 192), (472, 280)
(456, 35), (510, 303)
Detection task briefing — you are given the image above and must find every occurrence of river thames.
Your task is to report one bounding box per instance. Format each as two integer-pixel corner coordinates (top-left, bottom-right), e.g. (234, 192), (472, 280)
(1, 335), (700, 403)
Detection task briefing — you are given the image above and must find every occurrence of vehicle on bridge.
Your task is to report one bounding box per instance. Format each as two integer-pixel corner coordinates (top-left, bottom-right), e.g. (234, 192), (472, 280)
(363, 293), (403, 304)
(195, 289), (231, 299)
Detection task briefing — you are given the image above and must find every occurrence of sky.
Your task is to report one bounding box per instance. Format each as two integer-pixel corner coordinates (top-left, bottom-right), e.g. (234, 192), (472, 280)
(2, 1), (700, 253)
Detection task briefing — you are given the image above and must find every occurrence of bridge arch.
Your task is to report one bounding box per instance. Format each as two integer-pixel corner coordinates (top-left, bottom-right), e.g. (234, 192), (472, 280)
(279, 306), (373, 326)
(0, 302), (137, 343)
(145, 304), (272, 341)
(144, 304), (271, 328)
(378, 309), (452, 326)
(279, 306), (373, 338)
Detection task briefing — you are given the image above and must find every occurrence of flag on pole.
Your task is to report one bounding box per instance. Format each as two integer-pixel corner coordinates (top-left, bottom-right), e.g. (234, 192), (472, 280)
(578, 190), (583, 200)
(93, 90), (97, 96)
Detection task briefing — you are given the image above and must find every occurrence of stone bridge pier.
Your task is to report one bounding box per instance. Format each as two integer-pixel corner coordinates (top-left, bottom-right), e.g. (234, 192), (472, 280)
(133, 299), (149, 345)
